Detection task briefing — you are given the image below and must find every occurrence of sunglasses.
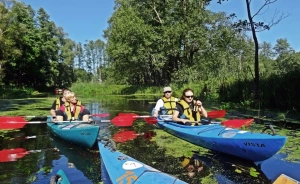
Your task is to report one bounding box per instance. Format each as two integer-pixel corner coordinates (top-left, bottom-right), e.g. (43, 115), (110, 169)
(164, 91), (172, 93)
(185, 95), (194, 98)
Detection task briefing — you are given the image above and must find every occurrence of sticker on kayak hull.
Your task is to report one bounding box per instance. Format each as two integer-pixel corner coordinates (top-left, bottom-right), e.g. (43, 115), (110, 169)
(122, 161), (143, 170)
(117, 171), (137, 183)
(222, 131), (237, 138)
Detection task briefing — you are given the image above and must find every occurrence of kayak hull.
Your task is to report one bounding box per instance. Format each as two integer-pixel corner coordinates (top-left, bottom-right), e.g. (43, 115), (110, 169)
(98, 140), (187, 184)
(157, 121), (287, 162)
(47, 117), (99, 149)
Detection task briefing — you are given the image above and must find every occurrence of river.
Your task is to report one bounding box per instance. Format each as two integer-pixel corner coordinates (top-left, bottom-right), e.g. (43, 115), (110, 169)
(0, 95), (299, 184)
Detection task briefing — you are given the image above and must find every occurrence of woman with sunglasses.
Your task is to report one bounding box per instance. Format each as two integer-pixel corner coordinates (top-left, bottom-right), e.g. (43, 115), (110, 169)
(153, 86), (178, 117)
(172, 88), (207, 125)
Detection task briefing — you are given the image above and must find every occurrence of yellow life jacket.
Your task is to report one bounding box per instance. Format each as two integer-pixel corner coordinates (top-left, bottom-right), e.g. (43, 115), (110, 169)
(55, 98), (61, 110)
(64, 100), (82, 120)
(161, 96), (177, 115)
(178, 100), (200, 121)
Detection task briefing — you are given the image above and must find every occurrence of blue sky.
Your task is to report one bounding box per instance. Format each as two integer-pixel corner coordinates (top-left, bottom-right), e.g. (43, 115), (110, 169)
(21, 0), (299, 51)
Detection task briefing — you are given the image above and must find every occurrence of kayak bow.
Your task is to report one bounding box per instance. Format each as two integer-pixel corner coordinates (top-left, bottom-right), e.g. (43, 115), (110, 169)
(98, 139), (187, 184)
(157, 120), (287, 162)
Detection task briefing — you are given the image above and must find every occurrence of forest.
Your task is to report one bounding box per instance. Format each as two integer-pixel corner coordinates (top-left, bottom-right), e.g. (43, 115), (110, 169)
(0, 0), (299, 111)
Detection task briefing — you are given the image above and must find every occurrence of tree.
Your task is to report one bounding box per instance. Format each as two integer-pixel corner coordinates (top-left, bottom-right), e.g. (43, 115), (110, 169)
(273, 38), (294, 57)
(215, 0), (289, 105)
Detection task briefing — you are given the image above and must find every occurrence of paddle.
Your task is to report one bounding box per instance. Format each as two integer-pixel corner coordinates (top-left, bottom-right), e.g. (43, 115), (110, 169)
(110, 114), (165, 126)
(0, 148), (42, 162)
(1, 113), (110, 119)
(115, 110), (226, 126)
(118, 110), (225, 119)
(207, 110), (226, 118)
(118, 113), (171, 119)
(0, 115), (129, 129)
(144, 117), (254, 128)
(222, 119), (254, 128)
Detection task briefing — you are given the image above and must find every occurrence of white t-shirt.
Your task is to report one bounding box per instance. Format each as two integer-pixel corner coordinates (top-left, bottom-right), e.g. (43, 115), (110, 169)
(154, 97), (179, 111)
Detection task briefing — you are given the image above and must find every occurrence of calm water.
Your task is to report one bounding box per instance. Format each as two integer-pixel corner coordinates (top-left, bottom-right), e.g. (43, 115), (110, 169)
(0, 96), (299, 184)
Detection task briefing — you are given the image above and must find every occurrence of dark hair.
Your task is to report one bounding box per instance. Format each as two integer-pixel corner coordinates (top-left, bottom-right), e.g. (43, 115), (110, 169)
(181, 88), (194, 100)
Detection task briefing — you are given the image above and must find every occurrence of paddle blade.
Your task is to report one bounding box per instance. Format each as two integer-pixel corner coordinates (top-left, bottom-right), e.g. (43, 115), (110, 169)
(208, 110), (226, 118)
(222, 119), (254, 128)
(112, 130), (138, 143)
(0, 117), (28, 129)
(118, 113), (138, 117)
(118, 113), (139, 120)
(110, 116), (134, 127)
(144, 117), (158, 124)
(0, 148), (29, 162)
(91, 113), (110, 117)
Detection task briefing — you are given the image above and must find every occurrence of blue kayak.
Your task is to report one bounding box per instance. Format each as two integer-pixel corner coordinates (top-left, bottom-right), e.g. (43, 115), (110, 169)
(98, 140), (187, 184)
(157, 121), (287, 162)
(50, 169), (70, 184)
(47, 117), (100, 149)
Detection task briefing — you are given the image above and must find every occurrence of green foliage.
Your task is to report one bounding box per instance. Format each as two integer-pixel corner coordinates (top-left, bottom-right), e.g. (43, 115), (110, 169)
(220, 102), (235, 110)
(1, 0), (300, 112)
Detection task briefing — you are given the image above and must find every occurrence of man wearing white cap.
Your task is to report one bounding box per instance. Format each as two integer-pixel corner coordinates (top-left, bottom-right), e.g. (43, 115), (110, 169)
(153, 87), (179, 117)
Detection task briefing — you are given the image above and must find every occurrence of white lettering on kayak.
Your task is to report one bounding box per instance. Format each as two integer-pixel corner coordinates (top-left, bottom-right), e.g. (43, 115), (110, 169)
(122, 161), (143, 170)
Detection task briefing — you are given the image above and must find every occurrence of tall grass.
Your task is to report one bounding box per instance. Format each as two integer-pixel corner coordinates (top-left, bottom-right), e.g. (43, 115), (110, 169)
(70, 82), (215, 101)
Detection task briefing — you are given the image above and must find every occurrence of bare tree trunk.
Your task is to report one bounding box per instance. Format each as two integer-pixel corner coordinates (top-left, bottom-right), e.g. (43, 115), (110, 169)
(245, 0), (260, 102)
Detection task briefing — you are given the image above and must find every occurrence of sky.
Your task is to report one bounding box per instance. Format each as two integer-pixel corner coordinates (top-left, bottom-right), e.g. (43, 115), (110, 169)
(20, 0), (299, 51)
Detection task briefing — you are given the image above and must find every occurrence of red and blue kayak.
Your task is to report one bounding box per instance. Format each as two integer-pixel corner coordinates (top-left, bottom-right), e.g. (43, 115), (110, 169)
(98, 140), (187, 184)
(157, 121), (287, 162)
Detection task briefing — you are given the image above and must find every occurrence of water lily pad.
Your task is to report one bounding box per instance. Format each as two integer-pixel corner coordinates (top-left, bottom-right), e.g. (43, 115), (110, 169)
(235, 169), (242, 173)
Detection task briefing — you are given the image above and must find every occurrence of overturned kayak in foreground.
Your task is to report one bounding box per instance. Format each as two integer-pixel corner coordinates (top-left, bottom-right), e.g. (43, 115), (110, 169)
(98, 139), (187, 184)
(157, 121), (287, 162)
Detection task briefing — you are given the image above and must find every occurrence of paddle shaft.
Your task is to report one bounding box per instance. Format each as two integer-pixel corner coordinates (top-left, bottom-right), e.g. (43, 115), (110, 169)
(158, 119), (221, 125)
(1, 113), (109, 119)
(0, 118), (113, 129)
(133, 115), (171, 118)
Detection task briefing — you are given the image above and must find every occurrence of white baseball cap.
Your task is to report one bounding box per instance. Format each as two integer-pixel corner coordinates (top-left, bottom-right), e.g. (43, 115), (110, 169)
(163, 87), (172, 92)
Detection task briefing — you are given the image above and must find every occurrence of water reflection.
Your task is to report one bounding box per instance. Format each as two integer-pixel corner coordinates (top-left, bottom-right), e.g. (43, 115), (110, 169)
(47, 136), (99, 183)
(0, 125), (60, 184)
(180, 154), (210, 179)
(187, 151), (271, 184)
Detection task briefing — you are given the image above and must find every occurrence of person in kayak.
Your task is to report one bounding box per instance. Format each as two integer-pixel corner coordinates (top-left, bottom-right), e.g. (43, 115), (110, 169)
(55, 92), (91, 122)
(50, 88), (71, 119)
(172, 88), (208, 125)
(153, 86), (179, 117)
